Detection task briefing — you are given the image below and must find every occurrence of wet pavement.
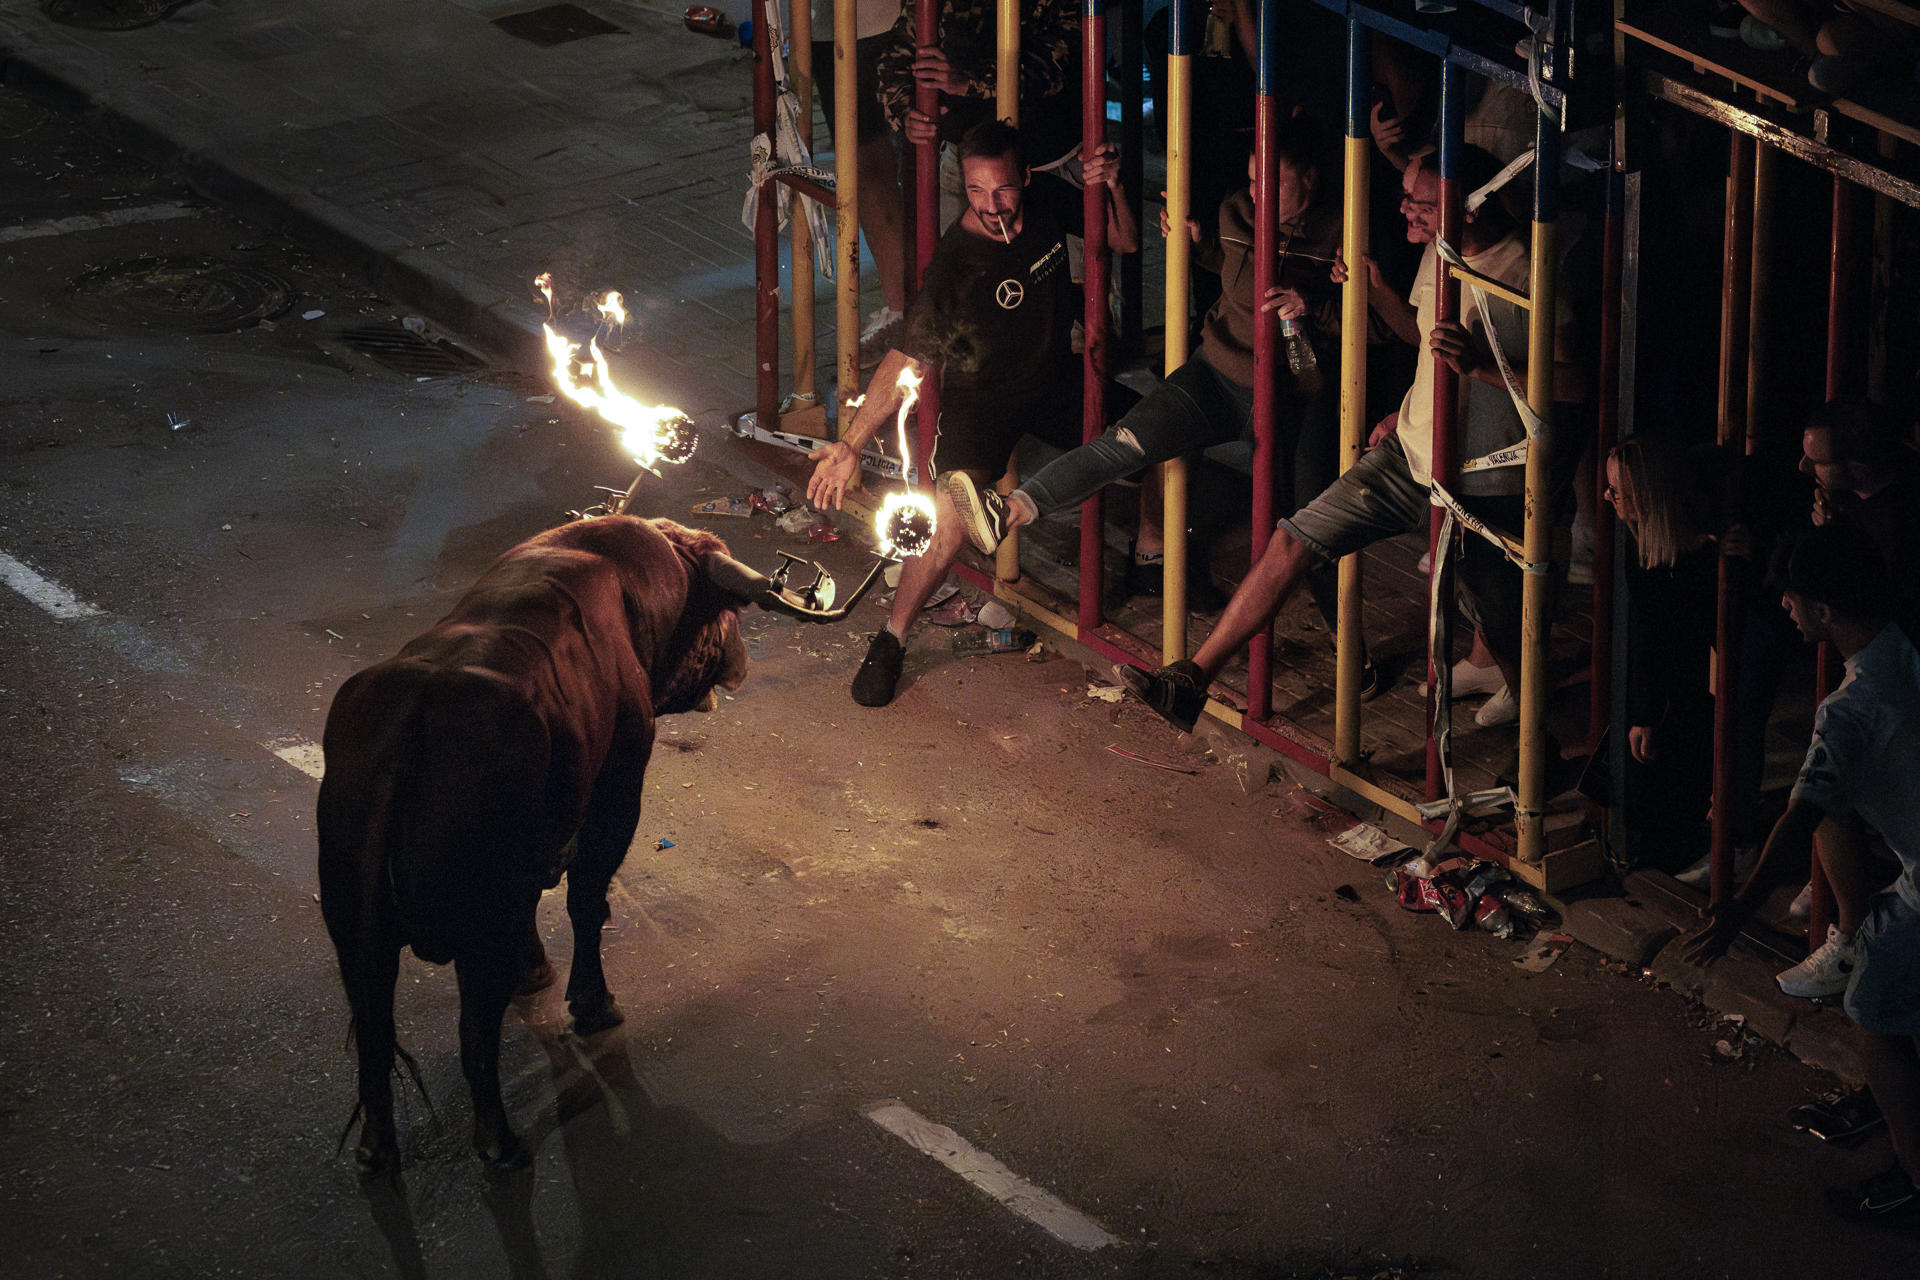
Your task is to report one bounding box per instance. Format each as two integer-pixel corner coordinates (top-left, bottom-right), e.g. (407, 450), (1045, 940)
(3, 6), (1920, 1279)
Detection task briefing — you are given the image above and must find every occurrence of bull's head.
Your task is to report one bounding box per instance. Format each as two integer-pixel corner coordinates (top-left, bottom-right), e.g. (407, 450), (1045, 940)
(702, 551), (888, 623)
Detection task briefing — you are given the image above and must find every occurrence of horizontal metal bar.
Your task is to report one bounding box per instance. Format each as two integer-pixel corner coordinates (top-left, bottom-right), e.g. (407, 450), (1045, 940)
(1450, 260), (1536, 310)
(774, 172), (838, 208)
(1641, 70), (1920, 210)
(1304, 0), (1566, 109)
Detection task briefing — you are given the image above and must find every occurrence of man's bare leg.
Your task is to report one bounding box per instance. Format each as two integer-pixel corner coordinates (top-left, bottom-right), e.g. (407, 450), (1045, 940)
(858, 133), (909, 314)
(1189, 527), (1323, 681)
(882, 479), (977, 639)
(1861, 1032), (1920, 1189)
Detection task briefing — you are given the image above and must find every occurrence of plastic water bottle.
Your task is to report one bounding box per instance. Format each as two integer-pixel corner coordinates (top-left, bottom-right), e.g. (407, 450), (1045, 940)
(952, 627), (1037, 655)
(1279, 314), (1318, 376)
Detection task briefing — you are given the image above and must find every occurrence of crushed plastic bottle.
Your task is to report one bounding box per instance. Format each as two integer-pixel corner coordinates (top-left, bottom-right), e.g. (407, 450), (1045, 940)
(951, 627), (1038, 655)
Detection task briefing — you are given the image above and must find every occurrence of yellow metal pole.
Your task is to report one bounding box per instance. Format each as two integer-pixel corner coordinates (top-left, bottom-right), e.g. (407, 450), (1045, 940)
(995, 0), (1023, 582)
(1161, 33), (1193, 660)
(1516, 164), (1559, 866)
(997, 0), (1020, 122)
(834, 0), (861, 427)
(1333, 25), (1370, 766)
(789, 0), (816, 401)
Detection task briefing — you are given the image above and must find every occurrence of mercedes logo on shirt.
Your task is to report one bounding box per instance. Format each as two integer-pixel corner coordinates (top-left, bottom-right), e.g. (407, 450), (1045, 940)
(995, 279), (1024, 310)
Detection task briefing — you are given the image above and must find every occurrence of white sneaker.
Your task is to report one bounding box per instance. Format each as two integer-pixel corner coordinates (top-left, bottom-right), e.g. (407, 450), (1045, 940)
(1473, 684), (1518, 727)
(1789, 881), (1813, 922)
(1419, 658), (1505, 700)
(859, 305), (904, 343)
(1673, 844), (1759, 889)
(1776, 924), (1858, 999)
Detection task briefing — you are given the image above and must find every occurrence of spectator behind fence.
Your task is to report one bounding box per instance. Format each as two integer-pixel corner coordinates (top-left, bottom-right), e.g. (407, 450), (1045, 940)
(1600, 436), (1720, 865)
(1103, 145), (1584, 735)
(1684, 522), (1920, 1220)
(876, 0), (1081, 173)
(812, 0), (911, 358)
(1802, 395), (1920, 626)
(805, 122), (1138, 708)
(941, 116), (1366, 678)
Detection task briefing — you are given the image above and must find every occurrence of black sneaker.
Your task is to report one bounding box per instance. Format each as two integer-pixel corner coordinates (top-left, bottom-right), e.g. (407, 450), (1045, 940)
(940, 472), (1010, 555)
(852, 629), (906, 706)
(1116, 659), (1207, 733)
(1789, 1087), (1884, 1145)
(1834, 1165), (1918, 1220)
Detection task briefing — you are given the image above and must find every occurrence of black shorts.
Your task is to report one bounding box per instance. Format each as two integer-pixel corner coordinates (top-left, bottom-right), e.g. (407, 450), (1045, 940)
(933, 379), (1084, 478)
(811, 33), (890, 145)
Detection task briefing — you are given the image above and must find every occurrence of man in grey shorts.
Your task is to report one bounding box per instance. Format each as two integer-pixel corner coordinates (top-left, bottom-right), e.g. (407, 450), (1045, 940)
(1684, 523), (1920, 1220)
(1074, 147), (1579, 734)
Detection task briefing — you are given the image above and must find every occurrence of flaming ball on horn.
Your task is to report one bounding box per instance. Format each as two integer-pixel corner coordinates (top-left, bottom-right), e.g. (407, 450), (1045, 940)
(875, 364), (937, 559)
(537, 276), (696, 472)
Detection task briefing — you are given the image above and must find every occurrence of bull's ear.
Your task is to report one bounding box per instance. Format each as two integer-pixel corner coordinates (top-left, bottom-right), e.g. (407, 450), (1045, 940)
(701, 552), (773, 607)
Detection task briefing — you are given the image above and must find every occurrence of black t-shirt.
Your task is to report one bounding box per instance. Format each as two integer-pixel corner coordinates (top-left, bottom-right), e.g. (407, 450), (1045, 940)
(902, 173), (1083, 410)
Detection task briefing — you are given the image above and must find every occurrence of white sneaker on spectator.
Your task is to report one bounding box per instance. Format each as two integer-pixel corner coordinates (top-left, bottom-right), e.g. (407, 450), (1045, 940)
(1474, 685), (1518, 727)
(1419, 657), (1504, 700)
(1789, 881), (1814, 922)
(1673, 845), (1758, 889)
(1776, 924), (1858, 999)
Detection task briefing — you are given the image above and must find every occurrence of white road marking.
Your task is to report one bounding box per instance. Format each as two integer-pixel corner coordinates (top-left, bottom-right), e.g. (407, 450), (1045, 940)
(0, 202), (200, 244)
(264, 735), (326, 781)
(0, 551), (104, 619)
(863, 1100), (1121, 1250)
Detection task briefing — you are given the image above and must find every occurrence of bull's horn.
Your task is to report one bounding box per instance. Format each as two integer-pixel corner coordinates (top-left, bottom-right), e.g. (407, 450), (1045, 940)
(701, 552), (887, 623)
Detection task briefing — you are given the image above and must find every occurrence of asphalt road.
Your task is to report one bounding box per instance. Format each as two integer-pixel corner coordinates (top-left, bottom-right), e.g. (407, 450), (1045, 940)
(3, 82), (1918, 1280)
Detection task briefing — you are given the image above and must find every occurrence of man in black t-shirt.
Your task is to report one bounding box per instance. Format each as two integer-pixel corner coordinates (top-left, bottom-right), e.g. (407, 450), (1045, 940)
(807, 121), (1138, 707)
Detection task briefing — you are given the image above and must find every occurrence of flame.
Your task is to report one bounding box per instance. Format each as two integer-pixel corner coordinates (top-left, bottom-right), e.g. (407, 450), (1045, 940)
(534, 272), (554, 319)
(875, 364), (936, 558)
(596, 290), (627, 329)
(543, 322), (695, 468)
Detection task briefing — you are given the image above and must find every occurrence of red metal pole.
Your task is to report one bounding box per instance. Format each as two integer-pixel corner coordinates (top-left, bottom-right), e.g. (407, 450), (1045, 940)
(752, 10), (781, 430)
(1709, 133), (1754, 908)
(913, 0), (942, 468)
(1590, 170), (1623, 758)
(1246, 0), (1279, 721)
(1426, 64), (1463, 802)
(1079, 0), (1110, 634)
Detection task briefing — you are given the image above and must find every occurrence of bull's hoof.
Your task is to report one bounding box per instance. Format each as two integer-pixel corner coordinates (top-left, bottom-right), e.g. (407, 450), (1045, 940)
(474, 1124), (531, 1171)
(567, 997), (625, 1037)
(354, 1131), (400, 1177)
(513, 960), (557, 998)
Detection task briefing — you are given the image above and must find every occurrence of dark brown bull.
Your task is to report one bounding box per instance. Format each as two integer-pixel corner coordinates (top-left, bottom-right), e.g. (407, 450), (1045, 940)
(317, 516), (762, 1172)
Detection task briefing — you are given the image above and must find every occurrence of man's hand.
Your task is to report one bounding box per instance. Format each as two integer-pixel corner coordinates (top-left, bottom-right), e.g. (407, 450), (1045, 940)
(1811, 486), (1841, 527)
(1330, 250), (1382, 290)
(1081, 141), (1121, 188)
(902, 106), (939, 147)
(1680, 897), (1752, 968)
(1260, 284), (1306, 320)
(912, 46), (973, 97)
(1628, 724), (1658, 765)
(806, 440), (862, 510)
(1369, 412), (1398, 449)
(1369, 99), (1407, 155)
(1157, 192), (1201, 242)
(1428, 318), (1485, 377)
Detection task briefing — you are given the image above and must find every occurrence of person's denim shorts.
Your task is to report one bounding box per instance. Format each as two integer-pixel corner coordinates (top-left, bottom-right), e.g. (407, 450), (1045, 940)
(1845, 886), (1920, 1037)
(1278, 434), (1428, 560)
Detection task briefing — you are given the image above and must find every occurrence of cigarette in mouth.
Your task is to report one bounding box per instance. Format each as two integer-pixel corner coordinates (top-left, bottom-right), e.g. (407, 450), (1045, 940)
(990, 213), (1011, 244)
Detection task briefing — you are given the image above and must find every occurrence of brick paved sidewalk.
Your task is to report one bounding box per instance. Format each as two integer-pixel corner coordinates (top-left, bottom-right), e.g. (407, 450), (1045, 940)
(0, 0), (855, 418)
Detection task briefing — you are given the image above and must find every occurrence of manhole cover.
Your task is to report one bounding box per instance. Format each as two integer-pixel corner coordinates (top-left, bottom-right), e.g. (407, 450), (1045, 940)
(338, 324), (486, 379)
(42, 0), (199, 31)
(492, 4), (624, 46)
(66, 256), (297, 333)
